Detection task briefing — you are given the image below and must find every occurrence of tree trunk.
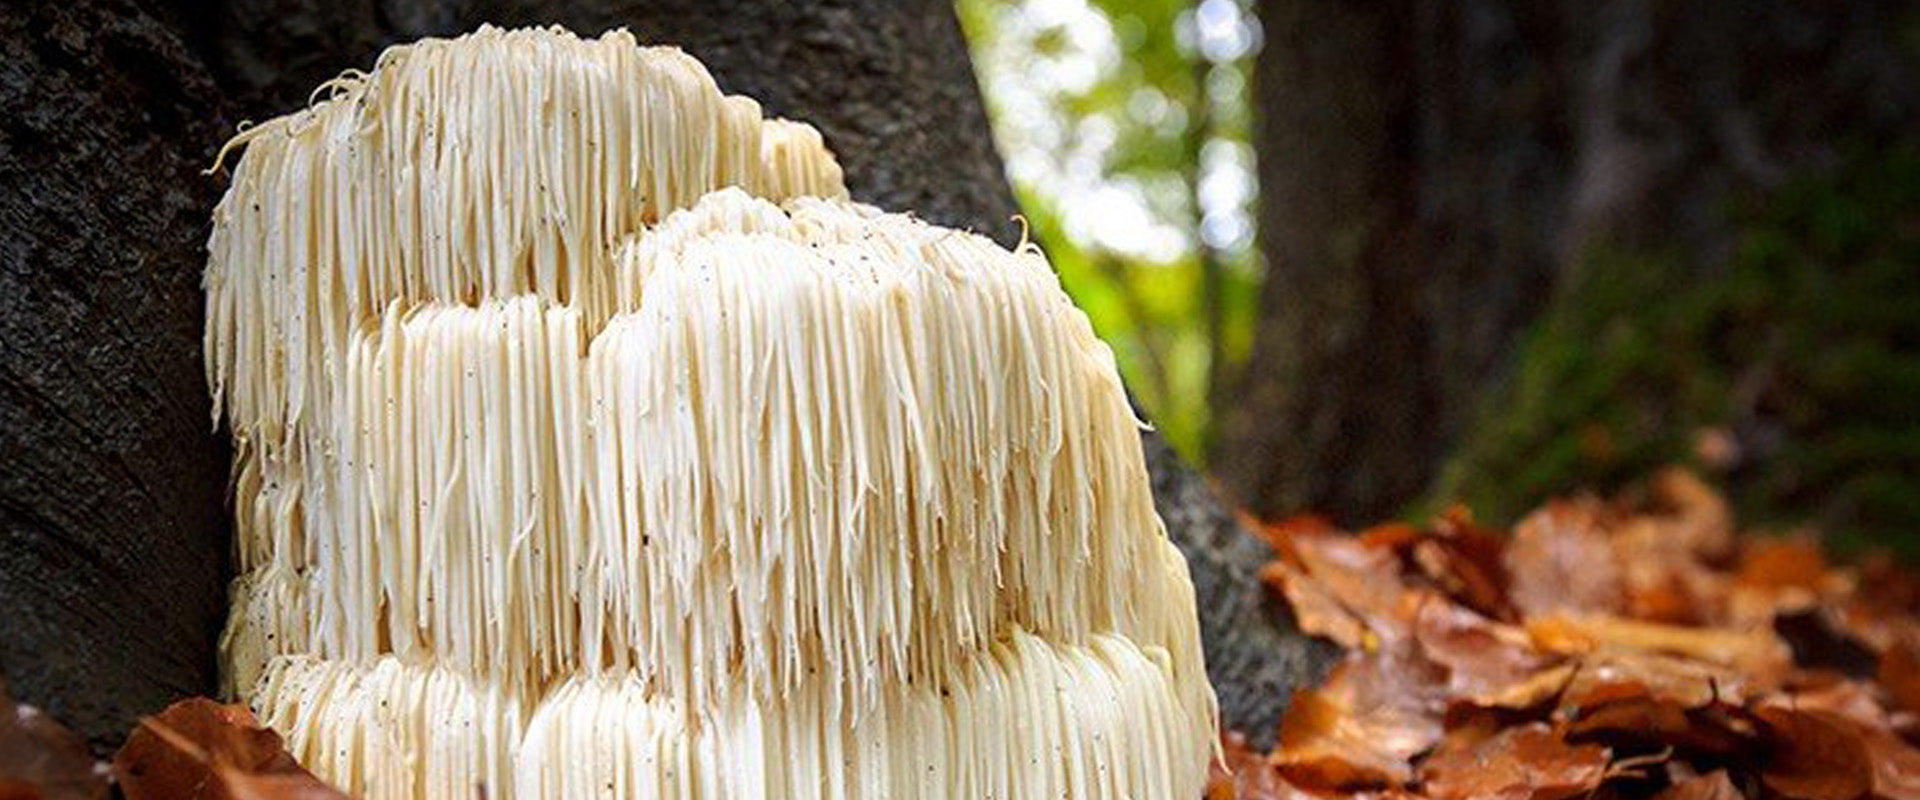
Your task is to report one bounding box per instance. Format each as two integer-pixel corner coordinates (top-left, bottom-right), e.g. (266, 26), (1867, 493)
(2, 0), (1329, 751)
(1220, 0), (1918, 526)
(0, 0), (234, 752)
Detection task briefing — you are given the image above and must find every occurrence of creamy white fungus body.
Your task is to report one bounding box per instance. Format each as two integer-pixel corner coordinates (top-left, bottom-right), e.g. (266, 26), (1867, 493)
(207, 24), (1215, 800)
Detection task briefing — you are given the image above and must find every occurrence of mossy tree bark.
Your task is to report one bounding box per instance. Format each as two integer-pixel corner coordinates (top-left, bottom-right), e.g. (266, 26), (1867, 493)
(1219, 0), (1920, 528)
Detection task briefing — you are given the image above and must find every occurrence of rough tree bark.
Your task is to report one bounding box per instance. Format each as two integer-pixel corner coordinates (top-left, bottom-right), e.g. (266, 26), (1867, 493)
(2, 0), (1328, 751)
(1219, 0), (1919, 526)
(0, 0), (233, 752)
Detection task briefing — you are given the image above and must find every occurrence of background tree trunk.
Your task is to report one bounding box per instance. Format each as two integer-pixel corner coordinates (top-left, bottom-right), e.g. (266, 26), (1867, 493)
(1219, 0), (1920, 527)
(3, 0), (1330, 751)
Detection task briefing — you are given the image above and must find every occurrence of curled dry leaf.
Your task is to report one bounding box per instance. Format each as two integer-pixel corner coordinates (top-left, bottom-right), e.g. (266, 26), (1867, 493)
(0, 682), (108, 800)
(1262, 559), (1372, 650)
(1259, 525), (1415, 649)
(1418, 722), (1610, 800)
(1526, 613), (1792, 688)
(1274, 653), (1445, 790)
(1411, 596), (1554, 705)
(1754, 706), (1872, 800)
(1506, 499), (1625, 618)
(1209, 730), (1314, 800)
(1880, 640), (1920, 716)
(1652, 770), (1745, 800)
(112, 698), (347, 800)
(1246, 469), (1920, 800)
(1413, 509), (1516, 621)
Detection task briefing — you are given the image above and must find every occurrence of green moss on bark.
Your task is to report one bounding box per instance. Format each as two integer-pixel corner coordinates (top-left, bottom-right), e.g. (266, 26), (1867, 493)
(1436, 146), (1920, 556)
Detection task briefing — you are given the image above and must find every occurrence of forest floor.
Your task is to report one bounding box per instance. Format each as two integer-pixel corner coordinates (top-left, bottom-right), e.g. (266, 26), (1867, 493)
(7, 469), (1917, 799)
(1213, 468), (1920, 800)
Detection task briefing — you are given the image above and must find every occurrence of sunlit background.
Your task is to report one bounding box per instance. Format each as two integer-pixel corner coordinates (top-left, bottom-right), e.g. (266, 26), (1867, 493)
(960, 0), (1920, 555)
(958, 0), (1263, 464)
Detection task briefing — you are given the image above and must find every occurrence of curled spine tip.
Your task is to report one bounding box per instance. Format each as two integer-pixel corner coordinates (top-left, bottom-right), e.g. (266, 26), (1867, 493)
(205, 120), (262, 175)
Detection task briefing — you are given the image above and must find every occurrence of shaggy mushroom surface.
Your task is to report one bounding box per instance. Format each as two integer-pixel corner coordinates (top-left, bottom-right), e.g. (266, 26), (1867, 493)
(208, 25), (1214, 799)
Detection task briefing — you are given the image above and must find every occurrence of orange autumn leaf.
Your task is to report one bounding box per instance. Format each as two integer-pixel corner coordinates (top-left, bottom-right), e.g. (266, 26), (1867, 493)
(112, 699), (347, 800)
(1418, 722), (1609, 800)
(0, 682), (107, 800)
(1208, 730), (1315, 800)
(1262, 559), (1373, 650)
(1737, 538), (1829, 594)
(1852, 722), (1920, 800)
(1754, 707), (1872, 800)
(1524, 613), (1792, 687)
(1505, 499), (1625, 618)
(1410, 596), (1554, 704)
(1274, 653), (1445, 790)
(1653, 770), (1746, 800)
(1248, 468), (1920, 800)
(1880, 640), (1920, 717)
(1263, 528), (1417, 649)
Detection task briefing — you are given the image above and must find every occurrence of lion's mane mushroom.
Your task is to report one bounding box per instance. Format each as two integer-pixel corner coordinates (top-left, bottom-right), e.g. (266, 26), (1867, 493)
(206, 25), (1215, 799)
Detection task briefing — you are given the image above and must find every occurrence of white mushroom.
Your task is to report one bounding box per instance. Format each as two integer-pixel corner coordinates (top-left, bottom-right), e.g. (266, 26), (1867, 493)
(208, 25), (1215, 800)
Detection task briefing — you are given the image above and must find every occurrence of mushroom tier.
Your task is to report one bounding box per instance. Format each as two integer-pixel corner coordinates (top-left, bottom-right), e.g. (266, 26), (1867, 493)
(255, 628), (1209, 800)
(223, 191), (1211, 720)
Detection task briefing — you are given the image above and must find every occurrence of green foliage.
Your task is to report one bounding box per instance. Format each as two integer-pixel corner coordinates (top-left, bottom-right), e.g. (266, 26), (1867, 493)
(957, 0), (1261, 462)
(1437, 146), (1920, 555)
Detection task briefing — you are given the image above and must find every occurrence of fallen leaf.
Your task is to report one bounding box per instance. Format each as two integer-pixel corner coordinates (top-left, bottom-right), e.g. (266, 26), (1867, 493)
(1881, 640), (1920, 717)
(1274, 652), (1445, 790)
(0, 682), (107, 800)
(112, 698), (347, 800)
(1208, 730), (1312, 800)
(1505, 499), (1624, 618)
(1526, 613), (1791, 686)
(1262, 559), (1372, 650)
(1418, 722), (1610, 800)
(1412, 596), (1553, 703)
(1416, 509), (1517, 621)
(1567, 694), (1692, 744)
(1640, 469), (1736, 560)
(1753, 706), (1872, 800)
(1852, 722), (1920, 800)
(1652, 769), (1744, 800)
(1738, 538), (1829, 594)
(1271, 528), (1418, 648)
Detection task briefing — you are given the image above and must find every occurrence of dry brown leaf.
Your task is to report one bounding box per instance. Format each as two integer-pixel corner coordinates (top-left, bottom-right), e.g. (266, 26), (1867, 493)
(1881, 641), (1920, 717)
(1754, 706), (1872, 800)
(1267, 527), (1418, 649)
(0, 682), (107, 800)
(1415, 509), (1517, 621)
(1526, 613), (1792, 687)
(1208, 730), (1315, 800)
(1774, 676), (1894, 729)
(1738, 538), (1830, 594)
(1564, 650), (1757, 708)
(1567, 694), (1692, 743)
(1262, 559), (1372, 650)
(1418, 722), (1610, 800)
(1412, 596), (1553, 704)
(1652, 770), (1745, 800)
(112, 698), (347, 800)
(1640, 469), (1736, 560)
(1506, 499), (1625, 618)
(1274, 653), (1445, 790)
(1852, 722), (1920, 800)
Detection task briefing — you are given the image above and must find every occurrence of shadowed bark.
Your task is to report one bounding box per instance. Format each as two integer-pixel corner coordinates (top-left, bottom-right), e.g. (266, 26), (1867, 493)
(0, 0), (233, 752)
